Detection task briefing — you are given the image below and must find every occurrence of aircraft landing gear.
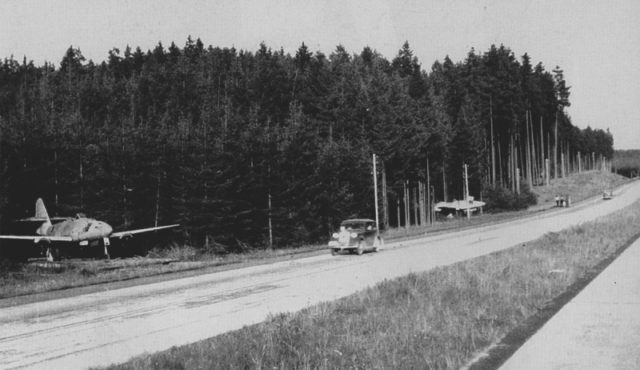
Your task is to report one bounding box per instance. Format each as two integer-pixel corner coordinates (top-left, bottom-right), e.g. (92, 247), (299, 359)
(103, 237), (111, 260)
(45, 245), (60, 262)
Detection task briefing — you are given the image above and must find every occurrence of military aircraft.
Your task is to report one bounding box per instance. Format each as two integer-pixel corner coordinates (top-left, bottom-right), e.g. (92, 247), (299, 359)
(434, 196), (486, 216)
(0, 198), (178, 261)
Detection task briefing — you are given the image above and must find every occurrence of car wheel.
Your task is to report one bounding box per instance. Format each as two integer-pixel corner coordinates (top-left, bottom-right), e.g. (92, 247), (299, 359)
(373, 236), (382, 252)
(356, 242), (364, 255)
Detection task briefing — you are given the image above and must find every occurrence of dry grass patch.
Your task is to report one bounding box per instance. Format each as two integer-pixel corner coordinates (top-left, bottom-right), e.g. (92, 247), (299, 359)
(531, 170), (627, 204)
(106, 200), (640, 370)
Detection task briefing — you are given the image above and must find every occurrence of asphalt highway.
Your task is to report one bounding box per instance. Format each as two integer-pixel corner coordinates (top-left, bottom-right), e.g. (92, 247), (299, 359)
(1, 180), (639, 369)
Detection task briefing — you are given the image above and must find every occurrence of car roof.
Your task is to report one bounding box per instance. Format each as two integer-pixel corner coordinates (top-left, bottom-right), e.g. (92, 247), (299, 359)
(341, 218), (375, 224)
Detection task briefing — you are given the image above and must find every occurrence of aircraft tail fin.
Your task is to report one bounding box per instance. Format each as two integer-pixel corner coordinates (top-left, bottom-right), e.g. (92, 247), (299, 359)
(34, 198), (52, 236)
(35, 198), (49, 219)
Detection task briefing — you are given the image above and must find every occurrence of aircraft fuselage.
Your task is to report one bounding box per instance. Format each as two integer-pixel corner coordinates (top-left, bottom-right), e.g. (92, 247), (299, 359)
(47, 217), (113, 244)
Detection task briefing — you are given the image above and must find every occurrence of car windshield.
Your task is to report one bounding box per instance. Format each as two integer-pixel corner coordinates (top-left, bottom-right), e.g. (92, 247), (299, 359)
(341, 221), (374, 230)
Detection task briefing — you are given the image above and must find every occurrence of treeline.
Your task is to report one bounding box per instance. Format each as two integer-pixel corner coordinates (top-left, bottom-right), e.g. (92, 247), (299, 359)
(0, 38), (614, 250)
(613, 150), (640, 177)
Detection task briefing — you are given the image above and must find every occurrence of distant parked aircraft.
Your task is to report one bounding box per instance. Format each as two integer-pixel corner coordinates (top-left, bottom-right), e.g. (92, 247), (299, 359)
(0, 198), (178, 261)
(434, 197), (486, 216)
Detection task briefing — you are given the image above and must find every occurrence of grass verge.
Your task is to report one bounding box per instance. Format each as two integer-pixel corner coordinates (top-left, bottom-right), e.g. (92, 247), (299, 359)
(105, 199), (640, 370)
(531, 170), (627, 204)
(0, 245), (325, 300)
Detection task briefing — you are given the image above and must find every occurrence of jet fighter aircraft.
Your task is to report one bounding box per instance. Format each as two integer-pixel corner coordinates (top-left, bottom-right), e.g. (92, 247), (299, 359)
(0, 198), (178, 261)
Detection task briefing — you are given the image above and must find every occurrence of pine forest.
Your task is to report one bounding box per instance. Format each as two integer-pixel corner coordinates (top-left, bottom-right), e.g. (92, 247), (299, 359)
(0, 39), (614, 251)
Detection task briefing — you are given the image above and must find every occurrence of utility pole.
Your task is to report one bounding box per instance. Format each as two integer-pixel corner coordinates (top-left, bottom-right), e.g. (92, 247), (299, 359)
(540, 116), (544, 182)
(554, 111), (558, 179)
(381, 161), (389, 230)
(463, 164), (470, 219)
(372, 154), (379, 232)
(426, 156), (431, 225)
(490, 96), (495, 187)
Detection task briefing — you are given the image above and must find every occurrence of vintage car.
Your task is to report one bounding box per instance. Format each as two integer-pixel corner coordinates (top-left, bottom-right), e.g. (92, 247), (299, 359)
(328, 218), (383, 255)
(603, 190), (613, 200)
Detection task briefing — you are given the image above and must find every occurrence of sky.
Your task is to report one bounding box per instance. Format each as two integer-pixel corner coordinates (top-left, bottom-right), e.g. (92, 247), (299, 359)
(1, 0), (638, 149)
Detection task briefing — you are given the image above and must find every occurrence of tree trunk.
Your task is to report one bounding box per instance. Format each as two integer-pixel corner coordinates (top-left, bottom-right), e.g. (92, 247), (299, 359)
(545, 158), (550, 186)
(418, 181), (425, 227)
(530, 112), (537, 185)
(509, 135), (515, 192)
(79, 159), (84, 210)
(404, 181), (409, 228)
(268, 189), (273, 249)
(525, 111), (533, 188)
(497, 135), (503, 188)
(154, 174), (161, 228)
(442, 160), (448, 202)
(578, 151), (582, 172)
(413, 186), (419, 227)
(54, 150), (59, 211)
(463, 164), (470, 219)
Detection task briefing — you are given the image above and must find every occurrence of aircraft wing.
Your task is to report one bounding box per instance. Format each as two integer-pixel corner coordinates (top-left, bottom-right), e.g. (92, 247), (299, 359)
(17, 216), (69, 223)
(111, 224), (179, 239)
(0, 235), (73, 242)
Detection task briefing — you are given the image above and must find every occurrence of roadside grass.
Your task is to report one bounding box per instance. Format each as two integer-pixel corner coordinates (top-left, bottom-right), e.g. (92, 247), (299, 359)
(106, 199), (640, 370)
(531, 170), (627, 204)
(0, 245), (325, 299)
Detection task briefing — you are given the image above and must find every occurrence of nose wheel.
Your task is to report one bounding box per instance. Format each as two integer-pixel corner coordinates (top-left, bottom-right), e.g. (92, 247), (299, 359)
(45, 246), (60, 262)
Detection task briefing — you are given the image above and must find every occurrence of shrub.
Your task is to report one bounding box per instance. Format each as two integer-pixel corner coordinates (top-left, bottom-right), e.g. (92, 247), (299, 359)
(482, 183), (537, 212)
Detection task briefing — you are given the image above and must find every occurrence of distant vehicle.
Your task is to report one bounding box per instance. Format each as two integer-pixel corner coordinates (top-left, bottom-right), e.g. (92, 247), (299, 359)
(603, 190), (613, 200)
(0, 198), (179, 261)
(328, 218), (382, 255)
